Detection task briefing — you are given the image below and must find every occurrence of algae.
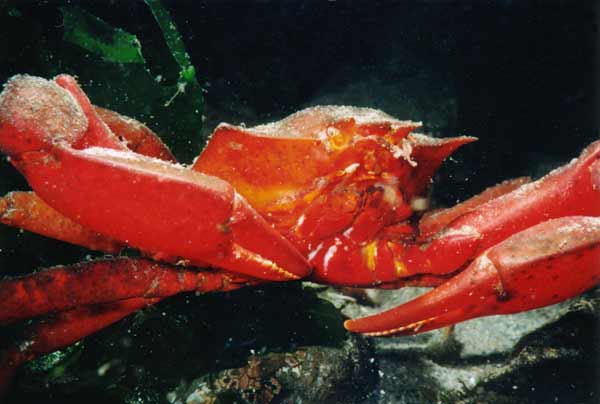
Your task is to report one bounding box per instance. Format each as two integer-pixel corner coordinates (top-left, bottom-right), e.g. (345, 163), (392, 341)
(61, 7), (145, 64)
(1, 0), (204, 162)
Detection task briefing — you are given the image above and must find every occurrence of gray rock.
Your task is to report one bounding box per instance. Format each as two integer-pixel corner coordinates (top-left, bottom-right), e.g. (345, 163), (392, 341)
(168, 335), (376, 404)
(318, 287), (599, 403)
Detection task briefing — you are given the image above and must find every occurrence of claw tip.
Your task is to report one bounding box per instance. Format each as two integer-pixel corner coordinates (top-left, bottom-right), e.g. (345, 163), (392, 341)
(343, 319), (354, 331)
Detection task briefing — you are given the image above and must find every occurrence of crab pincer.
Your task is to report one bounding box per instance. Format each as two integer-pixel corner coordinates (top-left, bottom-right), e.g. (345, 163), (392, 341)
(345, 140), (600, 335)
(0, 75), (310, 281)
(345, 216), (600, 336)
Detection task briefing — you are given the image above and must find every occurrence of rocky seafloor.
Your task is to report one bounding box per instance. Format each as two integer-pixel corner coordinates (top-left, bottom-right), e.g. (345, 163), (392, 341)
(5, 280), (598, 404)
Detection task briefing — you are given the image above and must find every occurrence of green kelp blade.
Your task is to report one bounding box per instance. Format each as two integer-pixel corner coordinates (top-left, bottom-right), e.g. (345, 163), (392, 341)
(144, 0), (201, 110)
(61, 6), (145, 64)
(144, 0), (194, 78)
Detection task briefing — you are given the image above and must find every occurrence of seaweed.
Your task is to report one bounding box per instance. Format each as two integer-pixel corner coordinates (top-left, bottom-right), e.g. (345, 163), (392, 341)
(61, 7), (145, 64)
(0, 0), (204, 162)
(144, 0), (199, 107)
(59, 2), (204, 161)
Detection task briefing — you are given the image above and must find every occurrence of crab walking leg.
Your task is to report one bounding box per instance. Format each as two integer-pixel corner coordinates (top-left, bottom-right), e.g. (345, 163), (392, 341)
(0, 75), (311, 281)
(53, 74), (129, 151)
(0, 258), (253, 324)
(93, 106), (176, 162)
(57, 75), (175, 161)
(0, 263), (255, 394)
(0, 191), (124, 254)
(345, 216), (600, 336)
(0, 297), (159, 396)
(417, 176), (531, 240)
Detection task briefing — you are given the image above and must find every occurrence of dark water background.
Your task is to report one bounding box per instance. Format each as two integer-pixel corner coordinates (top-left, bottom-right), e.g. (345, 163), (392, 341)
(0, 1), (598, 403)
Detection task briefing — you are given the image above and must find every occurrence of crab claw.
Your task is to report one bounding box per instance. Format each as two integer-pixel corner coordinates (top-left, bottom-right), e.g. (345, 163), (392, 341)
(0, 75), (311, 281)
(345, 216), (600, 336)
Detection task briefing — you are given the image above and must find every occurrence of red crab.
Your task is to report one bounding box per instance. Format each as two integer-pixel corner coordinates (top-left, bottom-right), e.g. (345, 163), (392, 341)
(0, 74), (599, 391)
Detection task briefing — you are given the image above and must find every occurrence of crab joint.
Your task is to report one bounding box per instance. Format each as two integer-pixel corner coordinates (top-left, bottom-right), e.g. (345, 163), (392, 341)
(231, 243), (301, 280)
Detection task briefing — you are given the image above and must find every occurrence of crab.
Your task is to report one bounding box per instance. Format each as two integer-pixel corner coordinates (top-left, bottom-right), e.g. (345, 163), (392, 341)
(0, 74), (599, 392)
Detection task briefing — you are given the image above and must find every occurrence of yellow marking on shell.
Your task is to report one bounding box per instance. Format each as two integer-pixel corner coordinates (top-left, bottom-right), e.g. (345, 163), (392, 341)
(410, 196), (429, 212)
(393, 260), (408, 277)
(227, 141), (243, 151)
(229, 181), (300, 210)
(362, 241), (378, 272)
(386, 242), (408, 277)
(268, 197), (299, 213)
(231, 243), (301, 280)
(361, 316), (436, 337)
(302, 188), (322, 204)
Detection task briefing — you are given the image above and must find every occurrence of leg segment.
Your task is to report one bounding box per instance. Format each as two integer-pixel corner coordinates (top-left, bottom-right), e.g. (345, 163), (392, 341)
(418, 176), (531, 239)
(0, 258), (255, 324)
(93, 106), (176, 162)
(0, 191), (123, 254)
(0, 298), (158, 396)
(0, 258), (258, 394)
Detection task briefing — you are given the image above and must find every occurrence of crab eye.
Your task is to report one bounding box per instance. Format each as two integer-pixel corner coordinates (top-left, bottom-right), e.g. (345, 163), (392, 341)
(319, 125), (353, 151)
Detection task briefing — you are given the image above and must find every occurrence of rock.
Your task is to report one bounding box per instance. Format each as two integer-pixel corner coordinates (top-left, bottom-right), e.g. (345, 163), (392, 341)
(338, 287), (569, 358)
(319, 286), (599, 403)
(168, 335), (375, 404)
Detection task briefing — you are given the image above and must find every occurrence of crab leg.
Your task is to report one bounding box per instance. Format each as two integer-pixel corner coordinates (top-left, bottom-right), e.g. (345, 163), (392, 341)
(0, 259), (256, 395)
(92, 105), (176, 162)
(0, 191), (124, 254)
(0, 75), (310, 281)
(0, 297), (159, 396)
(417, 176), (531, 239)
(0, 258), (254, 324)
(345, 216), (600, 336)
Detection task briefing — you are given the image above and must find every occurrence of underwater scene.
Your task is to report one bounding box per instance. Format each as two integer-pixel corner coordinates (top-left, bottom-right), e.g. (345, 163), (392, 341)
(0, 1), (598, 403)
